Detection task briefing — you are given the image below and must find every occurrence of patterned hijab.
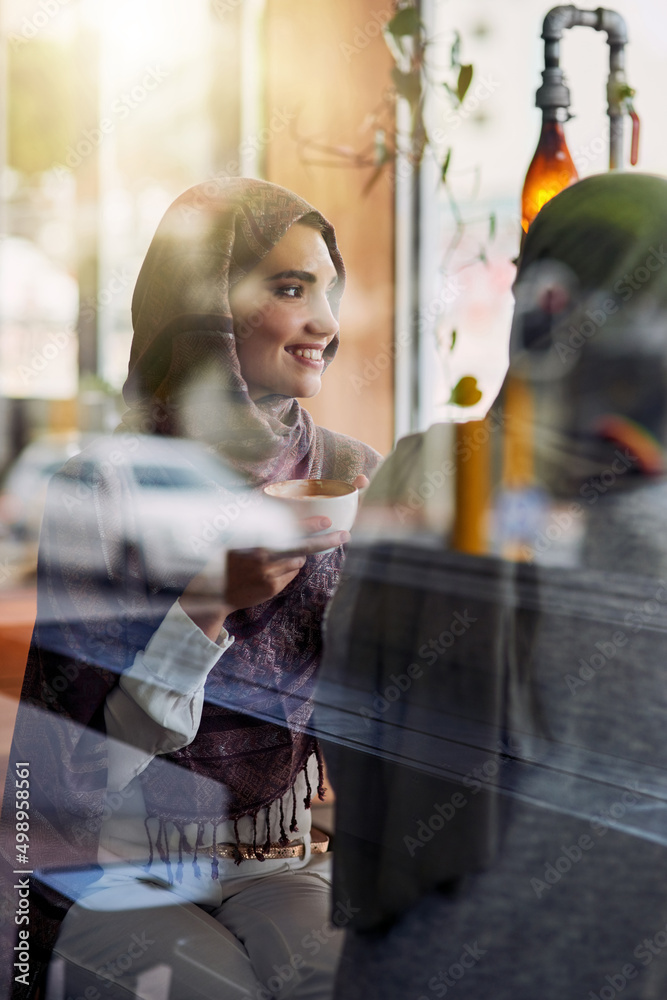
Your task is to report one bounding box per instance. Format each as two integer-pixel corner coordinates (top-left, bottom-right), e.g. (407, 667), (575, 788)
(122, 177), (345, 480)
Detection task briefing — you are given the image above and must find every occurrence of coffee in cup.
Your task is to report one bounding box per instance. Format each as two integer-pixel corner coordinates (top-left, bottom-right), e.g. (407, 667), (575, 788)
(263, 479), (359, 548)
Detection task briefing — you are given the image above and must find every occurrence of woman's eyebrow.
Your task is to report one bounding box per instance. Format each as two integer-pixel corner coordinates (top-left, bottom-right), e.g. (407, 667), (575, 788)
(264, 269), (316, 283)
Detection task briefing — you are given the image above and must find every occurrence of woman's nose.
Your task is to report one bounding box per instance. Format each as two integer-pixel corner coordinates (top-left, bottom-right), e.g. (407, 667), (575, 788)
(307, 291), (338, 338)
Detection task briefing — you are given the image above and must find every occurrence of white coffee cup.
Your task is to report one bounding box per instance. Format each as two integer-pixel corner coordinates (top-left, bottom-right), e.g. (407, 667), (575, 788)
(263, 478), (359, 551)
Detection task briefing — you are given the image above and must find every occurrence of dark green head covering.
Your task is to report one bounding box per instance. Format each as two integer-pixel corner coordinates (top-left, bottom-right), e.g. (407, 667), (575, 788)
(517, 172), (667, 294)
(508, 172), (667, 491)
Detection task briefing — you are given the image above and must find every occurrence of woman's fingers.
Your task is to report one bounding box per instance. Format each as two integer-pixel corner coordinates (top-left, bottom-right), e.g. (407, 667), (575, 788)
(184, 511), (352, 624)
(300, 515), (332, 535)
(264, 554), (307, 576)
(266, 530), (350, 560)
(353, 474), (370, 489)
(222, 519), (351, 613)
(222, 548), (300, 611)
(296, 529), (350, 554)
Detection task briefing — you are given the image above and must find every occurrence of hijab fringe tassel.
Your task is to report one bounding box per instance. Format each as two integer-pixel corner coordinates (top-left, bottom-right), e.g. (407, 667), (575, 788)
(233, 818), (243, 866)
(142, 753), (325, 877)
(211, 820), (219, 880)
(193, 822), (205, 879)
(252, 811), (264, 861)
(303, 761), (312, 810)
(290, 786), (299, 833)
(315, 744), (327, 800)
(142, 816), (154, 873)
(278, 795), (289, 846)
(263, 806), (272, 857)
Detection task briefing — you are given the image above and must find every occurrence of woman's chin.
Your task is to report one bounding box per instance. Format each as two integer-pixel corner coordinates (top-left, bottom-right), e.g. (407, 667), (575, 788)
(279, 376), (323, 400)
(296, 379), (323, 400)
(250, 380), (322, 402)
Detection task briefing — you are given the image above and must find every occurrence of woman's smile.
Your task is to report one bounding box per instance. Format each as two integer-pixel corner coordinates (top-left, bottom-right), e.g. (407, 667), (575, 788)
(285, 343), (326, 365)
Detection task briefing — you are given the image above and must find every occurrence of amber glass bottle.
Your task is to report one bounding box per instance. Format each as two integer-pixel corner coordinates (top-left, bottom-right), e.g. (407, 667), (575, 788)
(521, 116), (579, 233)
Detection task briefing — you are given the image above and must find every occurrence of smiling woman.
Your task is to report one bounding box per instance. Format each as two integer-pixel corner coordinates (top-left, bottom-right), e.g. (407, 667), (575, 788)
(2, 178), (381, 1000)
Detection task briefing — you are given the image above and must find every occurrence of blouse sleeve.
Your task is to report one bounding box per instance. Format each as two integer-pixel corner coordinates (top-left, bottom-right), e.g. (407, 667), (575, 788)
(104, 599), (234, 792)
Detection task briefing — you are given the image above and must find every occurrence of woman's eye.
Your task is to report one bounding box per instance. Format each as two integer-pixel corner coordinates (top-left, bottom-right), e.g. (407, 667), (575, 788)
(275, 285), (303, 299)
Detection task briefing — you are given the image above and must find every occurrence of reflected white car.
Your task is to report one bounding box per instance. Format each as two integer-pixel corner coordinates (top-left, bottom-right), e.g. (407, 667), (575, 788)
(2, 434), (299, 586)
(0, 433), (95, 542)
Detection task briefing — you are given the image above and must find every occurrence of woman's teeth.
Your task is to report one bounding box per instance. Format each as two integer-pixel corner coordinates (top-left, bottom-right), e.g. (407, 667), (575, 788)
(288, 348), (323, 360)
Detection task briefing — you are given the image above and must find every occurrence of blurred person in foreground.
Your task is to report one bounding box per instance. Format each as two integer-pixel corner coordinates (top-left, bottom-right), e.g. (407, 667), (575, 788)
(0, 178), (379, 1000)
(318, 172), (667, 1000)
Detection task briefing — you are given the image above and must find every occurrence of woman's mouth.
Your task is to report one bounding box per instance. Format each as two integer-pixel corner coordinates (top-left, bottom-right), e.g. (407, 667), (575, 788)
(285, 346), (324, 367)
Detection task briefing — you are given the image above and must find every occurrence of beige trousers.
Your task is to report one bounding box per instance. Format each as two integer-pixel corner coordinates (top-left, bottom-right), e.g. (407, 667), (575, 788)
(46, 852), (347, 1000)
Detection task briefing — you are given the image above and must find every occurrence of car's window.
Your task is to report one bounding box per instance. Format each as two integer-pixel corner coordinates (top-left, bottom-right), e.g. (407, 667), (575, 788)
(131, 465), (217, 490)
(41, 461), (69, 478)
(65, 461), (98, 487)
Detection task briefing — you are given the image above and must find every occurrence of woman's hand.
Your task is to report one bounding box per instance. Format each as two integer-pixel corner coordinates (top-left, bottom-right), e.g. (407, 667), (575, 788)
(179, 516), (350, 640)
(224, 515), (349, 609)
(180, 477), (370, 638)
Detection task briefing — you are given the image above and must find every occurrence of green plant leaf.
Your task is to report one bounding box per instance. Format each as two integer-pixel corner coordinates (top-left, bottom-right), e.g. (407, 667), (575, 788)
(489, 212), (496, 240)
(387, 6), (422, 39)
(374, 129), (391, 165)
(449, 375), (483, 407)
(450, 31), (461, 68)
(441, 147), (452, 182)
(391, 67), (421, 108)
(450, 329), (457, 351)
(457, 64), (473, 103)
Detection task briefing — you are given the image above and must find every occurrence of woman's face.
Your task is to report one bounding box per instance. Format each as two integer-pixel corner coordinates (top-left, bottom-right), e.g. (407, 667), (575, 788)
(230, 222), (340, 401)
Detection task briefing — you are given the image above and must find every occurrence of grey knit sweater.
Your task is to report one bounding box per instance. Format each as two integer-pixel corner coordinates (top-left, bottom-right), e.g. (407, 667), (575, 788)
(319, 482), (667, 1000)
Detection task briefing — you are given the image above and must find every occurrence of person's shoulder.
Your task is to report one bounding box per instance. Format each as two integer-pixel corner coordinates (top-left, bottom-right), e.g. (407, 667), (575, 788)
(358, 422), (453, 513)
(380, 422), (452, 470)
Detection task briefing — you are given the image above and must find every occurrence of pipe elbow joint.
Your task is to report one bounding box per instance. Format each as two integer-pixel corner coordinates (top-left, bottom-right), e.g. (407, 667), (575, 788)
(542, 5), (579, 41)
(596, 7), (628, 45)
(542, 6), (628, 45)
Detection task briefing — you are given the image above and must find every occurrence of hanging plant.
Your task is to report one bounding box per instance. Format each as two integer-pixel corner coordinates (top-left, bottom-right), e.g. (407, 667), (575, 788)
(291, 1), (496, 413)
(292, 1), (478, 195)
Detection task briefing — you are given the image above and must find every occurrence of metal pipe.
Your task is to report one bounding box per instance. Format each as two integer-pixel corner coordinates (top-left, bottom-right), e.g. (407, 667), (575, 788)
(537, 6), (630, 170)
(595, 7), (628, 45)
(608, 47), (625, 169)
(542, 5), (595, 39)
(541, 6), (627, 41)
